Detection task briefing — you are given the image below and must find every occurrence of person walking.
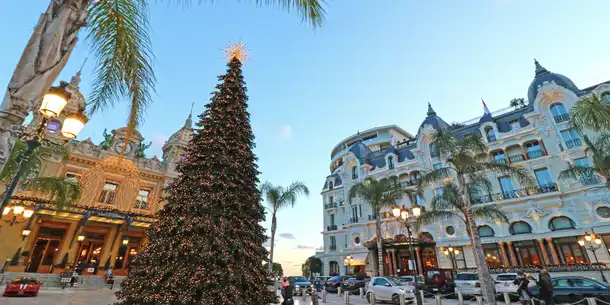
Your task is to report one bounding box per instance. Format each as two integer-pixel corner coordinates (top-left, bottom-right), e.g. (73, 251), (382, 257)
(514, 272), (533, 305)
(532, 269), (554, 305)
(280, 277), (294, 305)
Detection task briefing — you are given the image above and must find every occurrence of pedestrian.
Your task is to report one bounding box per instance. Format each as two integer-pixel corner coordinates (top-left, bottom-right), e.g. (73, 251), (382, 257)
(531, 269), (554, 305)
(280, 277), (294, 305)
(311, 288), (319, 305)
(514, 272), (532, 305)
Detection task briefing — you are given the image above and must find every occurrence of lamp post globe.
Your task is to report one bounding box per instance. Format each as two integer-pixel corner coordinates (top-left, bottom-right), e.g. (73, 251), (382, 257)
(61, 112), (87, 139)
(40, 86), (70, 118)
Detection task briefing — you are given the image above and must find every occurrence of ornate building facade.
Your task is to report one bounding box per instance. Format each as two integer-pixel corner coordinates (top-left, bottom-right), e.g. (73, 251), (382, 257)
(316, 60), (610, 277)
(0, 72), (193, 276)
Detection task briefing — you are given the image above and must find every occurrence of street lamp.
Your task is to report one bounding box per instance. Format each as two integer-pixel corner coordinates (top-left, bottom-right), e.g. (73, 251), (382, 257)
(392, 204), (423, 305)
(0, 85), (87, 213)
(344, 254), (353, 275)
(2, 205), (34, 226)
(578, 230), (607, 283)
(442, 245), (461, 269)
(122, 237), (130, 245)
(77, 234), (85, 242)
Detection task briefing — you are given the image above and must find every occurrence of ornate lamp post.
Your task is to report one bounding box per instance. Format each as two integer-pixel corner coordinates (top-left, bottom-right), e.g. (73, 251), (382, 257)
(392, 203), (423, 305)
(578, 230), (608, 283)
(0, 85), (87, 213)
(344, 254), (353, 275)
(2, 205), (34, 226)
(442, 245), (461, 269)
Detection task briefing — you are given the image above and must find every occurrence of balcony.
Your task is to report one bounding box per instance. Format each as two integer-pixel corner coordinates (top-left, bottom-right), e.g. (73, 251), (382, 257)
(471, 183), (559, 204)
(492, 158), (507, 165)
(582, 175), (601, 186)
(527, 150), (545, 159)
(487, 135), (497, 142)
(400, 179), (421, 188)
(509, 154), (525, 163)
(565, 138), (582, 149)
(326, 224), (338, 231)
(554, 114), (570, 124)
(324, 203), (337, 209)
(348, 217), (359, 224)
(368, 214), (377, 221)
(329, 245), (337, 251)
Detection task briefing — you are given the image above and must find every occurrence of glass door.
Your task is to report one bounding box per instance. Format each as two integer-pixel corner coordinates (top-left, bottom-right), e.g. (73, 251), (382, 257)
(26, 238), (60, 273)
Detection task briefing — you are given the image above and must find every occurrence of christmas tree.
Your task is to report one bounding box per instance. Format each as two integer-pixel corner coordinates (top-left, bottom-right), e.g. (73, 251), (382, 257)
(117, 43), (275, 305)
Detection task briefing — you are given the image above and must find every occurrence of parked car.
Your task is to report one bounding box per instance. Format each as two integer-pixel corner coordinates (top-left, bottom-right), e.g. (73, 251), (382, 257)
(398, 275), (425, 291)
(314, 276), (330, 291)
(530, 276), (610, 304)
(287, 276), (313, 296)
(3, 277), (42, 297)
(423, 269), (455, 295)
(325, 275), (349, 293)
(455, 272), (480, 296)
(366, 276), (415, 304)
(344, 276), (371, 294)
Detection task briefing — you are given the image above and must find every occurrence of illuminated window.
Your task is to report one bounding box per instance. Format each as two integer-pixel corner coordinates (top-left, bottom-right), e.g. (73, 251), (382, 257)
(99, 182), (119, 204)
(135, 189), (151, 209)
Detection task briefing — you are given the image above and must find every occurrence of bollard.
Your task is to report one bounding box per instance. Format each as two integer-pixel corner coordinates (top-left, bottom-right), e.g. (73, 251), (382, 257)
(503, 292), (511, 305)
(588, 298), (598, 305)
(457, 290), (464, 305)
(322, 287), (327, 303)
(338, 286), (342, 296)
(370, 292), (376, 305)
(420, 290), (425, 303)
(344, 290), (350, 304)
(360, 287), (364, 298)
(435, 294), (442, 305)
(303, 290), (307, 301)
(399, 293), (406, 305)
(476, 296), (484, 305)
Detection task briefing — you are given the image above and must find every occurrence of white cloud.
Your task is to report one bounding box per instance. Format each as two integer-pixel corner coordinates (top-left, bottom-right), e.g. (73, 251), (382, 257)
(277, 124), (293, 140)
(279, 233), (296, 240)
(296, 245), (314, 249)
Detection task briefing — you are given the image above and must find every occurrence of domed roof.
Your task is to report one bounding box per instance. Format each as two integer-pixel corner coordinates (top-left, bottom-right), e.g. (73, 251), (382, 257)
(163, 113), (194, 150)
(527, 60), (579, 102)
(418, 103), (450, 132)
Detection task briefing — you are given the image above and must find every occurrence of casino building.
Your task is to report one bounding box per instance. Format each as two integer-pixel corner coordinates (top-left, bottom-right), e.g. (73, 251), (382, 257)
(0, 72), (193, 276)
(316, 60), (610, 277)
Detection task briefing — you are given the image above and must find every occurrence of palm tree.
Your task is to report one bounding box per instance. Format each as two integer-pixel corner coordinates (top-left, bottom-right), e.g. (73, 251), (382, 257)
(559, 134), (610, 187)
(0, 0), (327, 170)
(260, 181), (310, 276)
(570, 93), (610, 132)
(348, 177), (421, 276)
(417, 130), (534, 305)
(0, 140), (80, 210)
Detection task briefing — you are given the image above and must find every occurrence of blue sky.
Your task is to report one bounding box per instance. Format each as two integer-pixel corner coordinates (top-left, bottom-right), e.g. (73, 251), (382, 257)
(2, 0), (610, 275)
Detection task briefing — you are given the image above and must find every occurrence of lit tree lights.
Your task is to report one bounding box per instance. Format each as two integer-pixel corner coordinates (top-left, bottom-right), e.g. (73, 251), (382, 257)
(116, 44), (275, 305)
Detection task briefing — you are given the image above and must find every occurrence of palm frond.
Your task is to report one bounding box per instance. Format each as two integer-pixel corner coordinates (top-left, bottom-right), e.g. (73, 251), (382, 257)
(260, 180), (309, 211)
(417, 167), (453, 190)
(430, 182), (464, 212)
(472, 205), (508, 223)
(24, 177), (80, 210)
(570, 94), (610, 132)
(87, 0), (156, 142)
(416, 210), (463, 228)
(558, 165), (597, 181)
(469, 162), (536, 188)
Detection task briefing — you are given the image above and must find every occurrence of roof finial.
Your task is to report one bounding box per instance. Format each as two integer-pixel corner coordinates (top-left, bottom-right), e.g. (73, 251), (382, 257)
(185, 101), (194, 128)
(69, 58), (88, 89)
(427, 102), (436, 116)
(534, 58), (549, 76)
(356, 130), (362, 142)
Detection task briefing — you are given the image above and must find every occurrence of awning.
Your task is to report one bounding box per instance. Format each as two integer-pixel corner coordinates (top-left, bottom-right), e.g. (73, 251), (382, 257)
(349, 252), (368, 266)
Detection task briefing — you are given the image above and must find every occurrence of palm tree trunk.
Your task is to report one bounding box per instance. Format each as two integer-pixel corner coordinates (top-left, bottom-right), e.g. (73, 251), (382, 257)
(0, 0), (88, 172)
(375, 207), (384, 276)
(458, 176), (496, 305)
(269, 214), (277, 275)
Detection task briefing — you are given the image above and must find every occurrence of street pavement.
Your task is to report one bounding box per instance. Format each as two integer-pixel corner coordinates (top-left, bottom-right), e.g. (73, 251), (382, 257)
(0, 288), (498, 305)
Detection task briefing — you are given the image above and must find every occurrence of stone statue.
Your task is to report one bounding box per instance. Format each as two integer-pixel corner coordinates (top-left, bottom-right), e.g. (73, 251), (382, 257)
(99, 129), (113, 150)
(137, 141), (152, 158)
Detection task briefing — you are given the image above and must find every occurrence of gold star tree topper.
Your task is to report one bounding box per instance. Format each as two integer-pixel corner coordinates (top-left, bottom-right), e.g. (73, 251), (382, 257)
(223, 42), (250, 63)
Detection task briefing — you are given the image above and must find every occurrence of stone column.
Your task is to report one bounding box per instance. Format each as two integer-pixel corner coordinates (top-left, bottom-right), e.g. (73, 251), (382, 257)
(415, 247), (423, 275)
(520, 144), (528, 160)
(390, 249), (398, 276)
(545, 238), (560, 264)
(537, 239), (551, 265)
(506, 242), (518, 266)
(53, 220), (80, 266)
(98, 226), (119, 271)
(498, 242), (509, 266)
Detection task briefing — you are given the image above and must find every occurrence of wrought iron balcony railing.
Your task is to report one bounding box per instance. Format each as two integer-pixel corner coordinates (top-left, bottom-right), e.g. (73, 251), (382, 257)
(471, 183), (559, 204)
(554, 114), (570, 124)
(565, 138), (582, 149)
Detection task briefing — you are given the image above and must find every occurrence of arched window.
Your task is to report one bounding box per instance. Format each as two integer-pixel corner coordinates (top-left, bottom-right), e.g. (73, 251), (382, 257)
(422, 248), (438, 269)
(388, 156), (395, 169)
(478, 225), (495, 237)
(597, 207), (610, 218)
(329, 261), (340, 276)
(352, 166), (358, 180)
(549, 216), (576, 231)
(429, 143), (439, 158)
(510, 221), (532, 235)
(419, 232), (434, 242)
(485, 127), (496, 142)
(551, 103), (569, 123)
